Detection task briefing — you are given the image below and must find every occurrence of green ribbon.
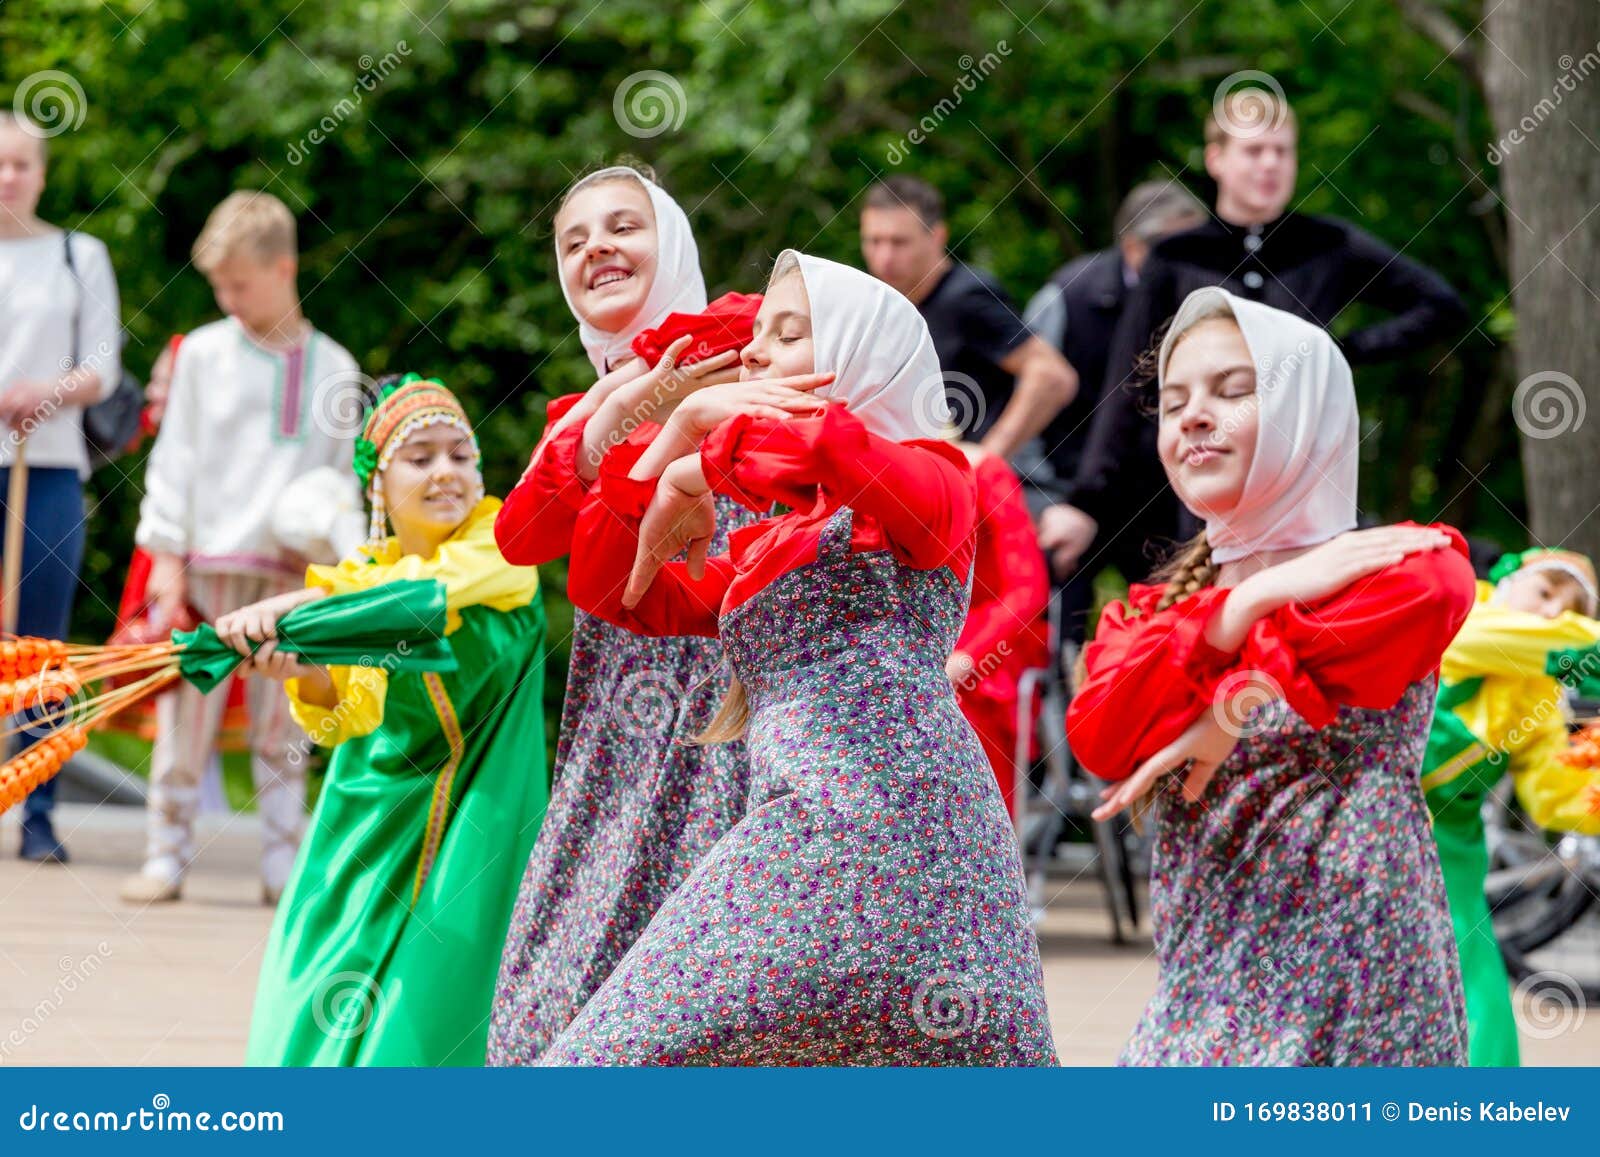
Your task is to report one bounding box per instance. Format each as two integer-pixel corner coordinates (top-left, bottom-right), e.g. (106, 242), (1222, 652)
(1546, 644), (1600, 698)
(174, 579), (458, 695)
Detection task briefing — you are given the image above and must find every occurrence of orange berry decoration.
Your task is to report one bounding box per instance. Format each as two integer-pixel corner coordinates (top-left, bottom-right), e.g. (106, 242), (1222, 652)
(0, 637), (69, 683)
(0, 725), (87, 813)
(1558, 723), (1600, 770)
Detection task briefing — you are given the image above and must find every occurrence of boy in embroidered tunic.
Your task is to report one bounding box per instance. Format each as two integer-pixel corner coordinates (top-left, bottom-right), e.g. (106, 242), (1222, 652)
(1422, 548), (1600, 1066)
(122, 191), (361, 905)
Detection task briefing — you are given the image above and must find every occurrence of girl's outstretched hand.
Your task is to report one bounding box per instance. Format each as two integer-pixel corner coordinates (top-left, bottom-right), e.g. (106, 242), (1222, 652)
(213, 587), (327, 658)
(625, 454), (717, 608)
(247, 638), (327, 684)
(630, 373), (835, 481)
(1091, 705), (1241, 821)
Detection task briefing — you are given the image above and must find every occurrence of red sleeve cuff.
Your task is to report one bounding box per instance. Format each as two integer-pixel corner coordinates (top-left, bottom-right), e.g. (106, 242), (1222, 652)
(1236, 624), (1338, 728)
(701, 414), (785, 512)
(594, 440), (660, 520)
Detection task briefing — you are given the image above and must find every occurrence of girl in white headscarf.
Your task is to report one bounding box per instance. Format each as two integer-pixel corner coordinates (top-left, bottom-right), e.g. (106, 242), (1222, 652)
(540, 251), (1057, 1065)
(1067, 286), (1478, 1065)
(490, 168), (820, 1065)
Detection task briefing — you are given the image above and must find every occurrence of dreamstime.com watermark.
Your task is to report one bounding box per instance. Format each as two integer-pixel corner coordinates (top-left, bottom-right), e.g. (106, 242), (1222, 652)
(885, 42), (1011, 165)
(17, 1094), (283, 1134)
(11, 70), (87, 138)
(286, 43), (412, 165)
(1488, 40), (1600, 165)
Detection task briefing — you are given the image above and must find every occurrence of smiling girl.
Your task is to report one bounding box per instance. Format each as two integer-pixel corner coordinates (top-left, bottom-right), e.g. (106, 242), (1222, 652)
(1066, 287), (1477, 1066)
(491, 167), (822, 1064)
(229, 376), (548, 1065)
(542, 251), (1056, 1065)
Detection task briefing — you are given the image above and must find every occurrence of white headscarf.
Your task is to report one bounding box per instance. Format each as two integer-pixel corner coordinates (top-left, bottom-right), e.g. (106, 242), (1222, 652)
(1157, 286), (1358, 564)
(556, 166), (708, 376)
(785, 250), (949, 441)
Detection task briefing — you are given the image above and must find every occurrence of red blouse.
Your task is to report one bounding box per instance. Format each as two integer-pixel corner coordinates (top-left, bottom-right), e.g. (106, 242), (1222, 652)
(956, 454), (1050, 669)
(494, 393), (619, 567)
(1064, 521), (1477, 782)
(566, 404), (978, 638)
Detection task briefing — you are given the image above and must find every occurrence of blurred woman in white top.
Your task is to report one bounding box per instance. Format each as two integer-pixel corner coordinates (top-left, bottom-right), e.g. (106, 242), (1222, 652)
(0, 111), (123, 862)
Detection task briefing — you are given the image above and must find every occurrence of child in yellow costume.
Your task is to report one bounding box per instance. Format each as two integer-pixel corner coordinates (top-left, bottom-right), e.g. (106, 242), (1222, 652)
(1422, 547), (1600, 1065)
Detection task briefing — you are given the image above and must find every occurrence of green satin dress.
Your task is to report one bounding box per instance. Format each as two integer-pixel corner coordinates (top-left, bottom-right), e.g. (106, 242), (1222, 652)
(247, 499), (549, 1066)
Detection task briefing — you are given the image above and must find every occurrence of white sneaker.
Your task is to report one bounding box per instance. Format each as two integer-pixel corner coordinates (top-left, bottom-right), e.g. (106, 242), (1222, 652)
(119, 855), (186, 904)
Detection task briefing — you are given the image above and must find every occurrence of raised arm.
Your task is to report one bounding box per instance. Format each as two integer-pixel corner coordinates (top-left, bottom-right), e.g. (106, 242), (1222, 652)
(1211, 524), (1477, 729)
(566, 440), (734, 638)
(495, 393), (593, 566)
(1067, 524), (1477, 781)
(700, 404), (977, 574)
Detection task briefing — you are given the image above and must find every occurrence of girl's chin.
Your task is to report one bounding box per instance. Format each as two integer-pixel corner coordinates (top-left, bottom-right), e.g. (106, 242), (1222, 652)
(1175, 487), (1241, 523)
(580, 291), (648, 333)
(407, 503), (469, 528)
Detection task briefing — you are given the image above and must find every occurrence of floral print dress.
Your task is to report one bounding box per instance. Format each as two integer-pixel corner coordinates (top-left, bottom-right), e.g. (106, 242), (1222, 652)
(542, 509), (1057, 1064)
(1124, 678), (1467, 1065)
(488, 390), (756, 1065)
(1066, 521), (1479, 1066)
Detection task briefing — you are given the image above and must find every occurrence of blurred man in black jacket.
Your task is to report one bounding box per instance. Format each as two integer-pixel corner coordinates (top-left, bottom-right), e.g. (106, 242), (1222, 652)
(1024, 181), (1205, 640)
(1038, 86), (1468, 591)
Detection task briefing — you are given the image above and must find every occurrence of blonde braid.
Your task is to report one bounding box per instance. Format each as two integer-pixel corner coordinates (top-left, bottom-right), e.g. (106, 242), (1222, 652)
(1153, 532), (1218, 611)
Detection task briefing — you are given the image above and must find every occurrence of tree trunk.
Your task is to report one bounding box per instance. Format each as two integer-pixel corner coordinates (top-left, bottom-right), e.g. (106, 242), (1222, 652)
(1482, 1), (1600, 557)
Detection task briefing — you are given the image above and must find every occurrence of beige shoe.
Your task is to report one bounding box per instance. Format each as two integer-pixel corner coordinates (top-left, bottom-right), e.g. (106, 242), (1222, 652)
(120, 871), (182, 904)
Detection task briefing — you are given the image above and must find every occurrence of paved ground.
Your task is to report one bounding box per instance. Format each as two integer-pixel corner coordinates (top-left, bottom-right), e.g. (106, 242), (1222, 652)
(1, 803), (1594, 1065)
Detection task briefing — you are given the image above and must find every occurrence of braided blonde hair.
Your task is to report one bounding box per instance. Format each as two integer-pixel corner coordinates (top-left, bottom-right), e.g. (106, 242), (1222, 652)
(1152, 532), (1219, 610)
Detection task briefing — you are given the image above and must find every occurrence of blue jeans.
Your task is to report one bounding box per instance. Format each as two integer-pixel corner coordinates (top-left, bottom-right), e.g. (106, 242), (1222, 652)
(1, 467), (87, 820)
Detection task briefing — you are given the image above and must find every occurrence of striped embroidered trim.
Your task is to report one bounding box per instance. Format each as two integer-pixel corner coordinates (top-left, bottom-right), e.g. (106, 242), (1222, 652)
(411, 671), (465, 906)
(1420, 740), (1490, 794)
(279, 345), (305, 438)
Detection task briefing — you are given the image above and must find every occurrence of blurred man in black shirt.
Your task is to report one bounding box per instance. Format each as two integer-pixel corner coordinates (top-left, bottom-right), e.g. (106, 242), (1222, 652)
(860, 176), (1077, 458)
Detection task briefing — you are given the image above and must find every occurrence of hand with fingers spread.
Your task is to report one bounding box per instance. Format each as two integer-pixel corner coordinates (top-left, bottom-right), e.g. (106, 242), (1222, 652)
(579, 337), (742, 480)
(624, 454), (717, 609)
(629, 371), (835, 481)
(1091, 694), (1247, 820)
(1206, 525), (1456, 654)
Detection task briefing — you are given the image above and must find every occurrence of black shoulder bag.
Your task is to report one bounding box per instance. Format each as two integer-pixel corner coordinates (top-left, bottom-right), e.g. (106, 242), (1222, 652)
(62, 231), (144, 471)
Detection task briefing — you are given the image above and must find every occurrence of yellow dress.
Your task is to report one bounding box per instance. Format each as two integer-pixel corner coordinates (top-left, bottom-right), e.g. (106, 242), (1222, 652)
(1423, 581), (1600, 1065)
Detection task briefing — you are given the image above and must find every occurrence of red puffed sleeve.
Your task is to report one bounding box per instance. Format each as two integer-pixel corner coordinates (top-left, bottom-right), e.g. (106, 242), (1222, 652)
(1065, 585), (1239, 781)
(700, 404), (977, 575)
(565, 439), (733, 639)
(495, 393), (598, 566)
(1229, 522), (1476, 728)
(1066, 521), (1477, 781)
(958, 455), (1050, 662)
